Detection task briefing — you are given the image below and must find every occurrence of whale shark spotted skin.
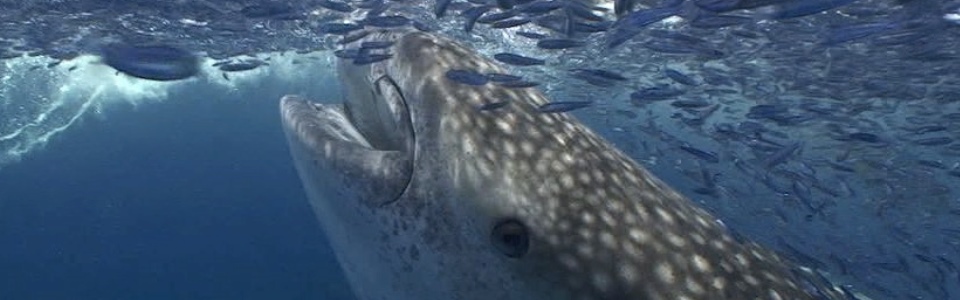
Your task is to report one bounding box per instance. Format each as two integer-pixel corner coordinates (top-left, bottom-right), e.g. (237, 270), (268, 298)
(280, 30), (850, 300)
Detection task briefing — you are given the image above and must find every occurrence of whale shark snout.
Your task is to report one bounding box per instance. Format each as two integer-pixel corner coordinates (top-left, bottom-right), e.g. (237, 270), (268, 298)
(280, 29), (853, 300)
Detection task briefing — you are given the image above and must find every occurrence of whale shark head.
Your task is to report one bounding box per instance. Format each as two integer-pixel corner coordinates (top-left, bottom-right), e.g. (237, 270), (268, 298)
(280, 30), (849, 300)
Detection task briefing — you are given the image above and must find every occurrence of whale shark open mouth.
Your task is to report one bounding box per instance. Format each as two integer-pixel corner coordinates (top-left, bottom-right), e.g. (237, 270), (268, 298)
(279, 72), (415, 207)
(279, 73), (414, 150)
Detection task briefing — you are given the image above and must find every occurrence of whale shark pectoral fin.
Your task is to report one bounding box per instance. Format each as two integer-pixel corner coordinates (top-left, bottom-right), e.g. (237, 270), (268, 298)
(281, 95), (412, 208)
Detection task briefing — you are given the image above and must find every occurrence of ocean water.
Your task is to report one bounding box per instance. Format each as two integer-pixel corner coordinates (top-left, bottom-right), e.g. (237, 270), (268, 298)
(0, 55), (355, 299)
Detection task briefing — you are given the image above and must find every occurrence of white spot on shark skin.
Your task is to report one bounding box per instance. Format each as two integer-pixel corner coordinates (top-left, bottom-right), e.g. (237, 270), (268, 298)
(599, 231), (616, 250)
(735, 253), (751, 269)
(628, 228), (650, 243)
(692, 254), (711, 272)
(560, 173), (575, 188)
(666, 232), (687, 248)
(655, 206), (676, 225)
(712, 276), (728, 291)
(744, 274), (760, 286)
(656, 262), (676, 284)
(686, 276), (705, 295)
(598, 209), (616, 228)
(769, 290), (784, 300)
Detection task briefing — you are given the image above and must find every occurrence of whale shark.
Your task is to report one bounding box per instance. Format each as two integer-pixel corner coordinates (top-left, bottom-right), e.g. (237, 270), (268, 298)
(280, 29), (854, 300)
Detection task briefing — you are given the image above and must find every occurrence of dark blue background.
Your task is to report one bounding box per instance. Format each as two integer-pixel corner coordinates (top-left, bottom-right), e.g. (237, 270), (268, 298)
(0, 84), (356, 299)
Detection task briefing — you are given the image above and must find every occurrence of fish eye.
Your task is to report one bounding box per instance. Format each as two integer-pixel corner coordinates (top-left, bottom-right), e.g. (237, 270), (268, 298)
(491, 219), (529, 258)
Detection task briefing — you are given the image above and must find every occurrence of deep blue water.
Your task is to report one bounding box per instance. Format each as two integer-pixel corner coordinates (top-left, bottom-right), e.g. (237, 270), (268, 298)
(0, 80), (355, 299)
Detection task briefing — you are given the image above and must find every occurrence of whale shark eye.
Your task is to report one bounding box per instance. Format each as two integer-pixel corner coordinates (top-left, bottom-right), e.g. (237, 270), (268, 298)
(491, 219), (529, 258)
